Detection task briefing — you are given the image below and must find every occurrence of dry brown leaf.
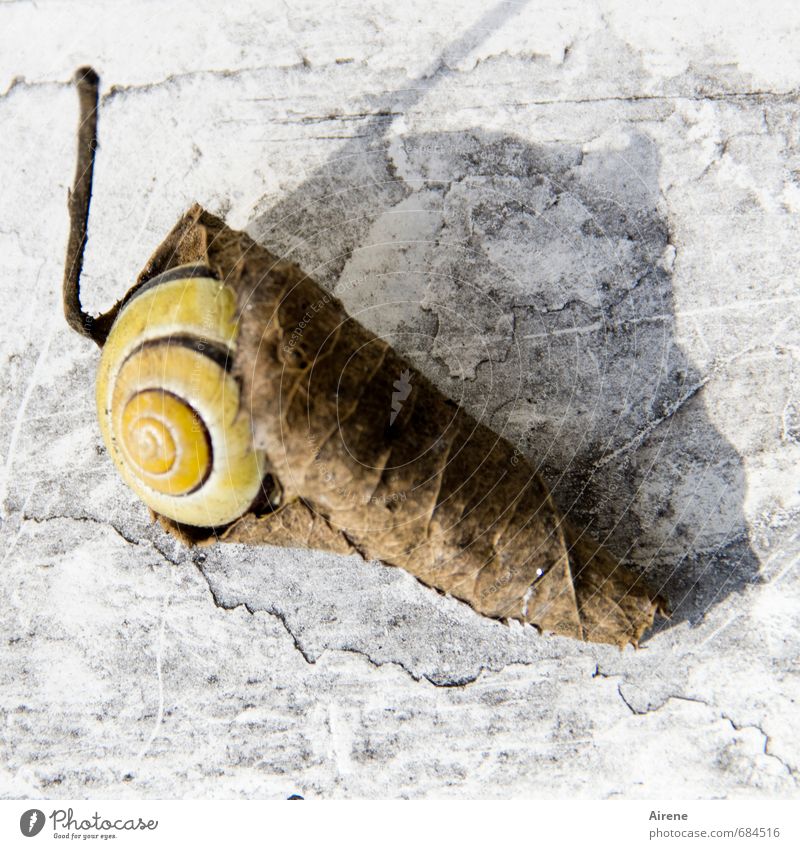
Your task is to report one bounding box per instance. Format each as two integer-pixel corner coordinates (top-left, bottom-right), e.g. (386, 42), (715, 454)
(139, 206), (665, 646)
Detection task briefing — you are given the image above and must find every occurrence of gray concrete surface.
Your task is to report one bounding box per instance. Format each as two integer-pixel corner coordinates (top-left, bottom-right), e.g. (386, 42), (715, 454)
(1, 0), (798, 798)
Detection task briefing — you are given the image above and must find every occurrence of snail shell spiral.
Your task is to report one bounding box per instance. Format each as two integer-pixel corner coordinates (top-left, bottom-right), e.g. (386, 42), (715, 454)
(96, 264), (265, 527)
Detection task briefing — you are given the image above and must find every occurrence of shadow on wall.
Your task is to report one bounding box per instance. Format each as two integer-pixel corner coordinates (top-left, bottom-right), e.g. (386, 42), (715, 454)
(246, 6), (760, 637)
(248, 120), (761, 637)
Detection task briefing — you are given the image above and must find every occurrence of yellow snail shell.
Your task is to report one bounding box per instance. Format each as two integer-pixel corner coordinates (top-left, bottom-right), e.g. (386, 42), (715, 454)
(95, 264), (265, 527)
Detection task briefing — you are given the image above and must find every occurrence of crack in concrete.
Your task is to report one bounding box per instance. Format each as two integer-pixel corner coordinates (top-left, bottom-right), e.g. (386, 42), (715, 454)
(20, 512), (183, 565)
(489, 89), (800, 107)
(297, 110), (402, 125)
(14, 515), (792, 775)
(593, 665), (798, 781)
(193, 558), (491, 688)
(513, 265), (665, 335)
(100, 66), (314, 103)
(22, 512), (138, 547)
(592, 375), (711, 468)
(18, 513), (514, 689)
(721, 714), (798, 779)
(0, 76), (73, 101)
(7, 62), (796, 109)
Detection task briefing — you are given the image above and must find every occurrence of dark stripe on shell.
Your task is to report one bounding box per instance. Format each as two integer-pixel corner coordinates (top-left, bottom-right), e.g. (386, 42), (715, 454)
(123, 335), (233, 373)
(121, 264), (218, 308)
